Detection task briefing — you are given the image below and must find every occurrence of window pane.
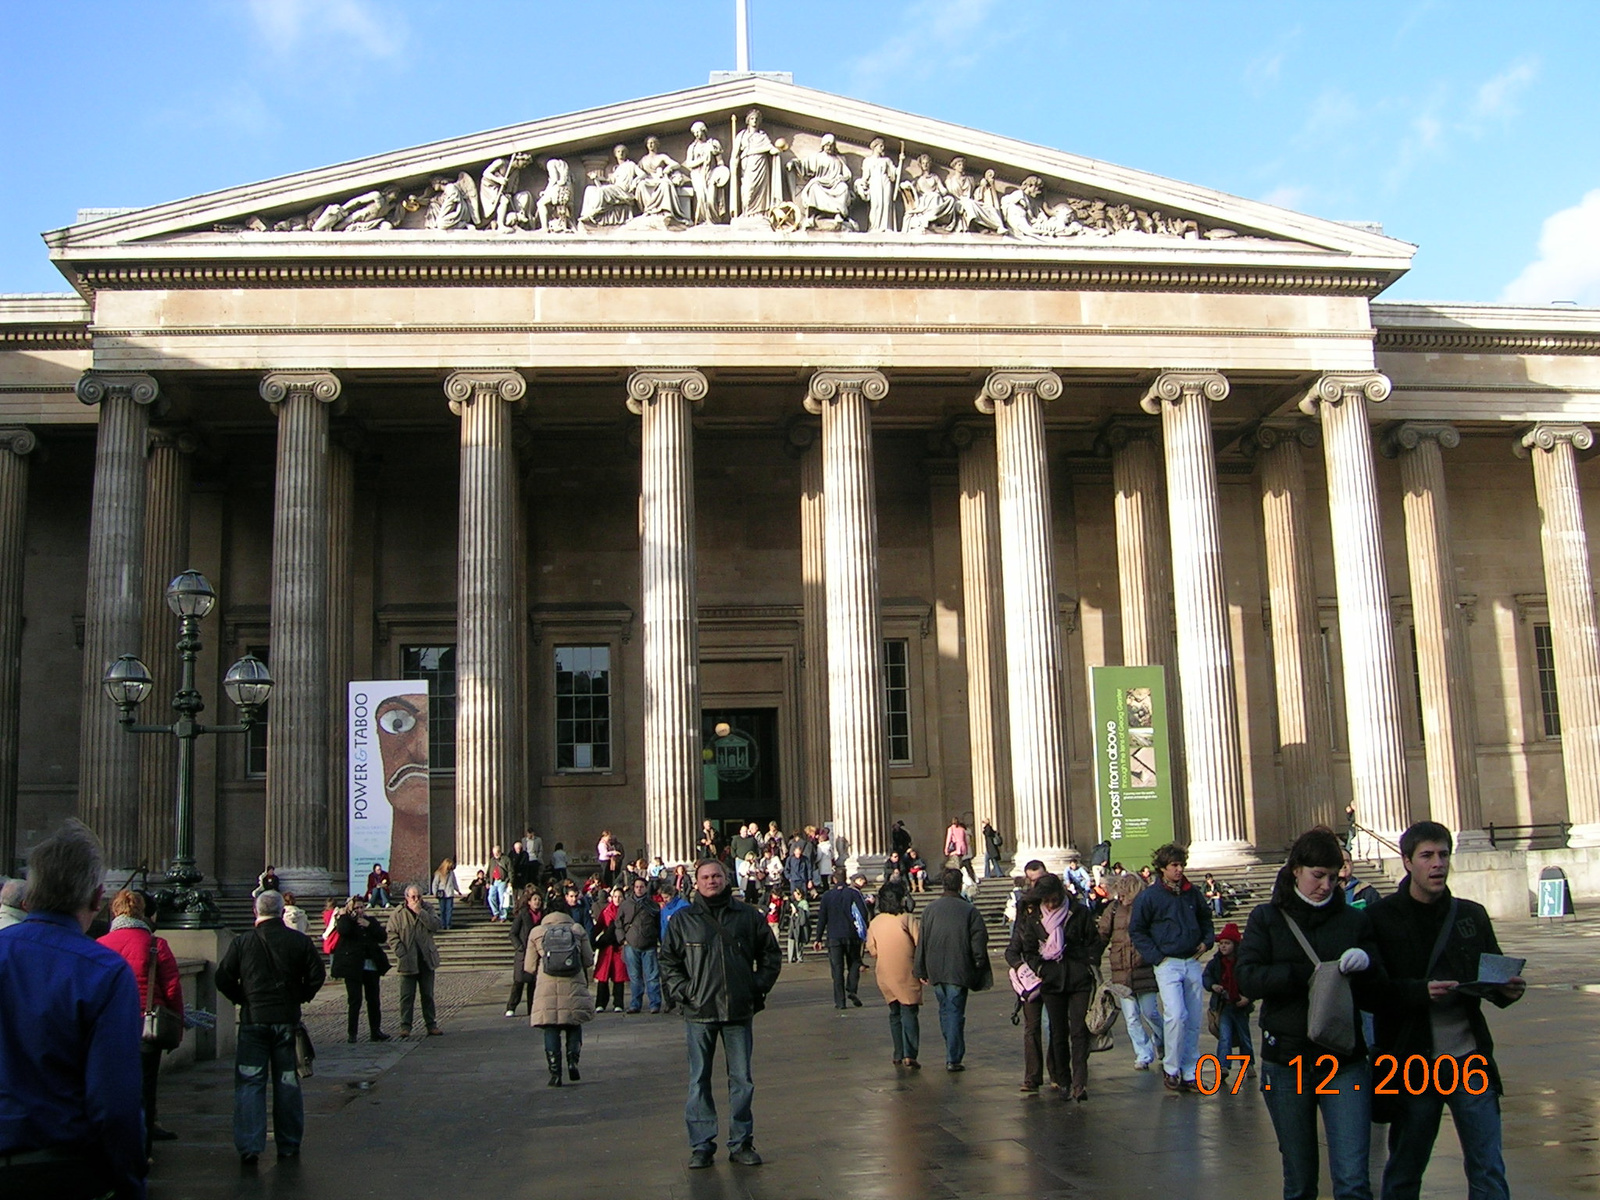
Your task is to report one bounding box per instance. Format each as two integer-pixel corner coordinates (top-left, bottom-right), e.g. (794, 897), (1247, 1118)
(555, 644), (612, 772)
(246, 645), (270, 778)
(883, 639), (912, 764)
(1535, 623), (1561, 738)
(400, 644), (457, 773)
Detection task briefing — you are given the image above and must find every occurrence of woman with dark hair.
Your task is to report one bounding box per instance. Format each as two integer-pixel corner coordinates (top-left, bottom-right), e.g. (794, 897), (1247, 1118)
(1005, 872), (1104, 1100)
(505, 887), (545, 1018)
(331, 894), (392, 1043)
(1238, 827), (1385, 1200)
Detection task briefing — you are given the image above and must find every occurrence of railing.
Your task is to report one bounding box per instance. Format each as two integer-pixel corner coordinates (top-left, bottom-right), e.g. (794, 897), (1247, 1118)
(1485, 822), (1571, 850)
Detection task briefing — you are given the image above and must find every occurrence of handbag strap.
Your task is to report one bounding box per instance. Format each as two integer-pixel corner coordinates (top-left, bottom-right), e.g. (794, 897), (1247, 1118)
(1425, 897), (1459, 977)
(1280, 912), (1324, 967)
(144, 935), (161, 1011)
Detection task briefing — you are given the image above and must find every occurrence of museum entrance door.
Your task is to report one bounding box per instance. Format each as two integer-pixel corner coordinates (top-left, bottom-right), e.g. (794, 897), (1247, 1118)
(701, 707), (780, 838)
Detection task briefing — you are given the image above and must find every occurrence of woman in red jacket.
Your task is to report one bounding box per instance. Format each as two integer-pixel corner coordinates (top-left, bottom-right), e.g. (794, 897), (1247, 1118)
(98, 889), (185, 1153)
(593, 885), (630, 1012)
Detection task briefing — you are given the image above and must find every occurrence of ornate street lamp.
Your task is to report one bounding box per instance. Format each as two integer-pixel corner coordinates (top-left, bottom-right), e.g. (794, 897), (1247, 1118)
(104, 569), (273, 928)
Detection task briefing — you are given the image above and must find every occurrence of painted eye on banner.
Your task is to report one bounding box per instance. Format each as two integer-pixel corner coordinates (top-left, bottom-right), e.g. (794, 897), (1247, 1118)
(379, 708), (417, 735)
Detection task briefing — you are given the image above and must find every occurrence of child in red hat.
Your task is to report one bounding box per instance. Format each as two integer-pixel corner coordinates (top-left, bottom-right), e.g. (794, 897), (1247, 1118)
(1203, 922), (1255, 1079)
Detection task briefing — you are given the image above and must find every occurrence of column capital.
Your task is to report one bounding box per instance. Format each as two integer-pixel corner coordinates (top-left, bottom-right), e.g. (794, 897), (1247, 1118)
(147, 427), (200, 457)
(260, 370), (342, 409)
(626, 369), (708, 414)
(1517, 422), (1594, 457)
(76, 371), (159, 408)
(1297, 372), (1392, 417)
(0, 427), (38, 457)
(1139, 370), (1229, 415)
(443, 369), (525, 415)
(976, 369), (1062, 415)
(1380, 421), (1460, 458)
(804, 369), (889, 414)
(1241, 417), (1321, 459)
(1092, 415), (1161, 457)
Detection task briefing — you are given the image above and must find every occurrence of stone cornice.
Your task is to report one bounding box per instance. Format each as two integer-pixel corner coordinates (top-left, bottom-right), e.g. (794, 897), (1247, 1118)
(443, 369), (527, 415)
(1139, 370), (1229, 414)
(1379, 421), (1460, 458)
(75, 371), (158, 407)
(803, 369), (889, 413)
(1297, 372), (1391, 416)
(0, 325), (92, 350)
(625, 369), (709, 414)
(1377, 327), (1600, 356)
(976, 369), (1063, 414)
(1517, 422), (1594, 455)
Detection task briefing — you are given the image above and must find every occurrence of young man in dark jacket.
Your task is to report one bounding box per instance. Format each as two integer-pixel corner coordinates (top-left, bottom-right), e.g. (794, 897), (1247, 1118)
(1368, 821), (1524, 1200)
(659, 859), (782, 1170)
(913, 868), (991, 1072)
(817, 870), (871, 1009)
(617, 877), (662, 1014)
(1128, 842), (1213, 1091)
(217, 890), (325, 1165)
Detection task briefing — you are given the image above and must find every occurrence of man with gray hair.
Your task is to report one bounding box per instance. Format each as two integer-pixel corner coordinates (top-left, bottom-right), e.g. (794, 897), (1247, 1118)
(0, 819), (146, 1198)
(0, 877), (25, 928)
(217, 886), (325, 1165)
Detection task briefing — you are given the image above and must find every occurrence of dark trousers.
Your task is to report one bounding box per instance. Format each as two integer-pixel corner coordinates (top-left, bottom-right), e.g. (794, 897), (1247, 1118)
(888, 1001), (921, 1062)
(541, 1024), (583, 1059)
(1021, 995), (1067, 1089)
(233, 1022), (303, 1156)
(827, 938), (862, 1007)
(345, 970), (382, 1038)
(140, 1043), (163, 1152)
(398, 969), (436, 1031)
(506, 978), (534, 1015)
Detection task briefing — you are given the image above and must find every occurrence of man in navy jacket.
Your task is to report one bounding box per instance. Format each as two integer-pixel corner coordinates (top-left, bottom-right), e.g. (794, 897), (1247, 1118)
(817, 871), (871, 1009)
(1129, 842), (1214, 1091)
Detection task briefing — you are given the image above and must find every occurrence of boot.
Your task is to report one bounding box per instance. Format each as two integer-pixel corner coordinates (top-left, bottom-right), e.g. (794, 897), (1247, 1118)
(567, 1044), (581, 1082)
(545, 1050), (563, 1087)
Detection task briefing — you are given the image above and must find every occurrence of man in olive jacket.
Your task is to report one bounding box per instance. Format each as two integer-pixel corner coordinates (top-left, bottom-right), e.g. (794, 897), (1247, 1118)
(659, 859), (781, 1170)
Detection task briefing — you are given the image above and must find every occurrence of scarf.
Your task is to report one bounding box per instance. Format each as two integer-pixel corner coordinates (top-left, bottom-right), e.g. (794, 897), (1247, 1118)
(110, 914), (150, 934)
(1217, 952), (1240, 1000)
(1040, 902), (1070, 961)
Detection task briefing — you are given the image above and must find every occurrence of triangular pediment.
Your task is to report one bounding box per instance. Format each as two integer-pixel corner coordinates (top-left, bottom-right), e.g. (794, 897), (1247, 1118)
(47, 77), (1412, 281)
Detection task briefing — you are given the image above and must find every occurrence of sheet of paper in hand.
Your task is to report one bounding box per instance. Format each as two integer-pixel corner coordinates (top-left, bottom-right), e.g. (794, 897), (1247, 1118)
(1452, 953), (1526, 998)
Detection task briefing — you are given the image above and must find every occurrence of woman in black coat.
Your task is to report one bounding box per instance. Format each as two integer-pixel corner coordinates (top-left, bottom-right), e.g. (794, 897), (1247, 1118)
(331, 894), (391, 1043)
(1004, 872), (1104, 1101)
(1237, 827), (1386, 1200)
(506, 887), (545, 1018)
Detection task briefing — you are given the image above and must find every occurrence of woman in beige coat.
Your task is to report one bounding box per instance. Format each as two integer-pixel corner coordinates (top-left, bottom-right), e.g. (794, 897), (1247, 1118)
(864, 889), (922, 1068)
(525, 909), (596, 1086)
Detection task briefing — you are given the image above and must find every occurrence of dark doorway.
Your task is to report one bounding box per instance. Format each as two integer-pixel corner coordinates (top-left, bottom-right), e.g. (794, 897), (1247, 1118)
(701, 708), (780, 837)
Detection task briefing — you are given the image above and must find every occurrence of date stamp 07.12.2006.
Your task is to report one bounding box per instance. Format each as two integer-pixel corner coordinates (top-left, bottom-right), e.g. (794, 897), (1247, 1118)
(1194, 1053), (1492, 1096)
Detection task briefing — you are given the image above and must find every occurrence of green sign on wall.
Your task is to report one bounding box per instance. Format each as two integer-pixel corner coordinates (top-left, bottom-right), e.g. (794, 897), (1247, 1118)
(1091, 665), (1176, 870)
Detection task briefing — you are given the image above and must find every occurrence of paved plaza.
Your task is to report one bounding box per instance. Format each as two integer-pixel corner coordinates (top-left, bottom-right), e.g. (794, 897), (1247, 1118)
(140, 915), (1600, 1200)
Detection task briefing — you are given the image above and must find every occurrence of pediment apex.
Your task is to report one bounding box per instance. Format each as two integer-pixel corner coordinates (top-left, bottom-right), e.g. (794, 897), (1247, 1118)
(46, 76), (1413, 268)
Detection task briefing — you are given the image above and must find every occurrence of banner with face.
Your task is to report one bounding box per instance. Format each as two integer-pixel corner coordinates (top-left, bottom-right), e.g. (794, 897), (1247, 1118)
(349, 680), (431, 895)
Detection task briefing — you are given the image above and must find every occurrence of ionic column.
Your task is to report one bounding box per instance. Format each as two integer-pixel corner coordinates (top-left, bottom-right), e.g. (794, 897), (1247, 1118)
(805, 370), (891, 864)
(1300, 373), (1409, 843)
(1518, 423), (1600, 844)
(978, 370), (1073, 866)
(951, 425), (1013, 849)
(1385, 423), (1483, 840)
(627, 370), (708, 866)
(261, 371), (342, 888)
(1246, 419), (1338, 837)
(794, 425), (831, 831)
(325, 431), (358, 873)
(0, 429), (37, 870)
(448, 370), (527, 871)
(76, 371), (159, 870)
(138, 428), (198, 871)
(1141, 372), (1250, 861)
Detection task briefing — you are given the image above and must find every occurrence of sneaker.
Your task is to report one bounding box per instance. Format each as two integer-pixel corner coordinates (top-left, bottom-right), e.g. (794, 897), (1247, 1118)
(946, 1062), (965, 1073)
(1180, 1078), (1199, 1093)
(1164, 1072), (1182, 1091)
(850, 995), (863, 1007)
(427, 1026), (444, 1036)
(397, 1027), (412, 1039)
(688, 1148), (714, 1170)
(729, 1145), (763, 1167)
(1133, 1060), (1152, 1071)
(904, 1059), (921, 1070)
(505, 1010), (516, 1018)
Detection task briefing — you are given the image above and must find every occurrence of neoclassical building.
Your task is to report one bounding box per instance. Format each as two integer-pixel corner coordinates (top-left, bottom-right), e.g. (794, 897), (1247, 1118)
(4, 78), (1599, 903)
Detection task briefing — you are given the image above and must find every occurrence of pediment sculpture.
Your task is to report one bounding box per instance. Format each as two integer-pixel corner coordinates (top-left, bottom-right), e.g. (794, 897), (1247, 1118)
(216, 108), (1239, 243)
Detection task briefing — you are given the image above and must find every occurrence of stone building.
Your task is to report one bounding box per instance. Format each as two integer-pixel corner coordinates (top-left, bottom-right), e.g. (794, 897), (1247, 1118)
(3, 78), (1599, 903)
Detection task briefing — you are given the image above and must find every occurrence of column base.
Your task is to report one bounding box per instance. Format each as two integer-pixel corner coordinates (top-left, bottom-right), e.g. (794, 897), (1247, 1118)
(1184, 840), (1260, 869)
(1011, 845), (1079, 876)
(1565, 822), (1600, 850)
(844, 852), (886, 883)
(275, 867), (341, 899)
(1452, 828), (1494, 855)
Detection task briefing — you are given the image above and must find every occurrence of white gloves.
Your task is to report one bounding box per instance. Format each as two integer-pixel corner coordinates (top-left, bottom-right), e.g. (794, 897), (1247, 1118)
(1337, 947), (1370, 975)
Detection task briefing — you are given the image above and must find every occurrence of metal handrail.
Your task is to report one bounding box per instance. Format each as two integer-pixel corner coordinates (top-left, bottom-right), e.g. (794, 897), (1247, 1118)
(1485, 821), (1571, 849)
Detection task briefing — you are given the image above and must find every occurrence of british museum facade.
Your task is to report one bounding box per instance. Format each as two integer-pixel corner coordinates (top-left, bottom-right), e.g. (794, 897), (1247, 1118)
(4, 77), (1599, 905)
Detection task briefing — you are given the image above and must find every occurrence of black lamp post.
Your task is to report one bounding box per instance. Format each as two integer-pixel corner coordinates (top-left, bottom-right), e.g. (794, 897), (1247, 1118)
(104, 568), (273, 928)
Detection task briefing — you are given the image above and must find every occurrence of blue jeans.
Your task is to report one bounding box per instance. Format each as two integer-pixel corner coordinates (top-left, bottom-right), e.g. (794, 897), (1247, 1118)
(888, 1001), (920, 1062)
(684, 1020), (755, 1153)
(1381, 1086), (1508, 1200)
(984, 848), (1002, 878)
(542, 1025), (583, 1059)
(438, 895), (455, 929)
(371, 887), (389, 907)
(488, 880), (508, 919)
(233, 1023), (303, 1156)
(1119, 989), (1165, 1066)
(1217, 1003), (1255, 1063)
(1154, 956), (1206, 1081)
(933, 983), (969, 1066)
(624, 946), (662, 1011)
(1261, 1058), (1374, 1200)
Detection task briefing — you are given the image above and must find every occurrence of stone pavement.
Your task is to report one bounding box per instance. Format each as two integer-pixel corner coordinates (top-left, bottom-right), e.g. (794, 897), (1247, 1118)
(144, 915), (1599, 1199)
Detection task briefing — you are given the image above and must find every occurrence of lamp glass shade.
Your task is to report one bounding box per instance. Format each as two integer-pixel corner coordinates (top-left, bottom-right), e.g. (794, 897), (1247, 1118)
(166, 569), (217, 618)
(223, 655), (273, 709)
(102, 655), (154, 707)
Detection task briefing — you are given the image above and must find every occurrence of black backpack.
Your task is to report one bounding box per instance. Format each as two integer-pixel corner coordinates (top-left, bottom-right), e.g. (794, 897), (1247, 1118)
(541, 922), (582, 977)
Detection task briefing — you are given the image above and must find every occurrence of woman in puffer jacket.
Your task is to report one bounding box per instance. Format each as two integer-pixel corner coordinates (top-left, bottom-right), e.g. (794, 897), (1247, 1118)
(1097, 872), (1165, 1071)
(98, 889), (184, 1152)
(525, 909), (596, 1086)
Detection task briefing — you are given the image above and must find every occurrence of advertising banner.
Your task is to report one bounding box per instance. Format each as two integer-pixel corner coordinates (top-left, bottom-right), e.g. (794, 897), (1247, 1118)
(349, 681), (430, 897)
(1091, 665), (1175, 870)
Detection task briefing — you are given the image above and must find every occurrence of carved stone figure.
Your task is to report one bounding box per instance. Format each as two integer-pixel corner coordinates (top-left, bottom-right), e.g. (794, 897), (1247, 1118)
(900, 154), (960, 235)
(580, 145), (646, 227)
(480, 153), (535, 231)
(537, 157), (574, 233)
(1000, 175), (1084, 239)
(732, 109), (778, 217)
(635, 136), (692, 224)
(309, 187), (400, 232)
(854, 137), (897, 233)
(976, 168), (1004, 217)
(944, 157), (1003, 234)
(425, 173), (481, 230)
(683, 120), (726, 225)
(788, 134), (855, 230)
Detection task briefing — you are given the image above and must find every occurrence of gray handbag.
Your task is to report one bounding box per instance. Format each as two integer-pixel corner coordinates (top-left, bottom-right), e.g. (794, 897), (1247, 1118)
(1281, 913), (1357, 1056)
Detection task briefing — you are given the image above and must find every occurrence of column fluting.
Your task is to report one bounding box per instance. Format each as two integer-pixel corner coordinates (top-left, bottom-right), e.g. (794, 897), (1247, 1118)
(0, 429), (37, 871)
(796, 427), (831, 832)
(325, 432), (357, 874)
(628, 369), (708, 866)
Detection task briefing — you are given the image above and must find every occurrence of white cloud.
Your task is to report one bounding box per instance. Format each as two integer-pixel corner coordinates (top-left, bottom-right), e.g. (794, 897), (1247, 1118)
(1241, 26), (1301, 97)
(245, 0), (404, 60)
(1260, 184), (1311, 212)
(1501, 190), (1600, 307)
(1471, 55), (1539, 123)
(849, 0), (1005, 93)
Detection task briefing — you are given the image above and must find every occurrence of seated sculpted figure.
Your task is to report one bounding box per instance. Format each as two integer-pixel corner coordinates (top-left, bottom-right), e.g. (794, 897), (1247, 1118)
(1001, 175), (1085, 239)
(580, 145), (646, 227)
(787, 133), (856, 230)
(944, 157), (1003, 233)
(900, 154), (960, 235)
(634, 136), (692, 224)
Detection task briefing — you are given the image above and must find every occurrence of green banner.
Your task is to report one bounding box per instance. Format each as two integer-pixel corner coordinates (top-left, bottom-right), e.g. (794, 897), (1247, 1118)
(1091, 665), (1176, 870)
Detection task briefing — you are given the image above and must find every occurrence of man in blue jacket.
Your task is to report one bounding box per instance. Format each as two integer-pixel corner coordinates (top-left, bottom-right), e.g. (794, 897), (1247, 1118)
(817, 870), (871, 1009)
(1129, 842), (1214, 1092)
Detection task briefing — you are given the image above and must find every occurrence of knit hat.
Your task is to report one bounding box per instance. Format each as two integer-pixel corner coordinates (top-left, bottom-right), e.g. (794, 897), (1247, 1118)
(1216, 922), (1243, 943)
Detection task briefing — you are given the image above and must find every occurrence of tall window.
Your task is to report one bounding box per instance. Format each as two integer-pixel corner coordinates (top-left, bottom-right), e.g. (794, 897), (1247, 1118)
(1319, 627), (1340, 752)
(555, 645), (611, 771)
(1409, 626), (1425, 744)
(245, 645), (269, 778)
(1534, 623), (1561, 737)
(883, 639), (912, 764)
(401, 645), (457, 771)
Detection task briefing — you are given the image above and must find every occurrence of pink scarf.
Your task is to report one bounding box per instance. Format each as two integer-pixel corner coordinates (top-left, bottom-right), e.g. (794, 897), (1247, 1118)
(1040, 902), (1070, 961)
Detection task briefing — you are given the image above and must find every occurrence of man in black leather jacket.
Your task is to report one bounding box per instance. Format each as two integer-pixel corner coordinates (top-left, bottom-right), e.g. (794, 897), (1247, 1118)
(659, 859), (781, 1170)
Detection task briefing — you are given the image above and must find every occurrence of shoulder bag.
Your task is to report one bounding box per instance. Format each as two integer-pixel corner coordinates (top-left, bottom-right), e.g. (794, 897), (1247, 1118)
(142, 937), (183, 1051)
(1281, 912), (1357, 1056)
(253, 929), (316, 1077)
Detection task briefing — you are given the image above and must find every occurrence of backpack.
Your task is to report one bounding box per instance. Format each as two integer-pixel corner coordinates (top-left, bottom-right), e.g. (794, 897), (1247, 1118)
(541, 922), (582, 977)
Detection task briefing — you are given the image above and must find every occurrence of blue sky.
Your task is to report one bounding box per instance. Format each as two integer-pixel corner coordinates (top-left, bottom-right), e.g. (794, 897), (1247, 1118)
(3, 0), (1597, 304)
